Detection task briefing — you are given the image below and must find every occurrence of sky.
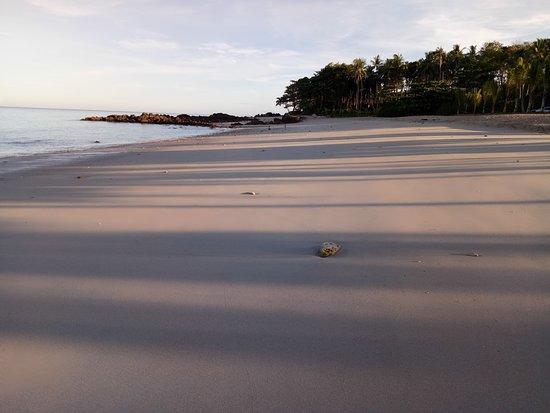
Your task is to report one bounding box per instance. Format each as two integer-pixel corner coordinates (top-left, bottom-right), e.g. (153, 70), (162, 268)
(1, 0), (549, 115)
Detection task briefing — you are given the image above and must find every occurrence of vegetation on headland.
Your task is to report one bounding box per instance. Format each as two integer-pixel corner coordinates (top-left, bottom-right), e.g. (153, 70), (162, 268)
(276, 39), (550, 117)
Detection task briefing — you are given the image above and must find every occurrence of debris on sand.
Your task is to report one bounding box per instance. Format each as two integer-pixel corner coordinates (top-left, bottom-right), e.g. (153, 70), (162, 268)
(241, 191), (257, 195)
(452, 252), (482, 257)
(318, 241), (341, 258)
(465, 252), (482, 257)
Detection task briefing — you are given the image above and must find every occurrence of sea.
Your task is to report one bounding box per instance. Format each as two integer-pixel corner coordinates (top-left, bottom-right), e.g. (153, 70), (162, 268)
(0, 106), (220, 173)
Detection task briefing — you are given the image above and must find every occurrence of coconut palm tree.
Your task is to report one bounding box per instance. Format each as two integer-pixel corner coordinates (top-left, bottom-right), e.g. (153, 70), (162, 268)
(434, 47), (446, 80)
(371, 55), (382, 109)
(481, 81), (494, 113)
(471, 88), (482, 114)
(446, 44), (467, 81)
(510, 57), (529, 112)
(532, 38), (550, 110)
(351, 58), (367, 110)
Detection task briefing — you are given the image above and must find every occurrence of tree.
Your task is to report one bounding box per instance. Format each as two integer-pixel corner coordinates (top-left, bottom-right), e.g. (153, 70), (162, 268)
(532, 38), (550, 109)
(276, 38), (550, 117)
(471, 88), (482, 114)
(434, 47), (446, 80)
(481, 80), (497, 113)
(351, 58), (367, 110)
(371, 55), (382, 109)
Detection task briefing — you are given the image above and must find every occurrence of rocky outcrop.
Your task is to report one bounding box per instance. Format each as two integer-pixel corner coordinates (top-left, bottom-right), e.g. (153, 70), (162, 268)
(83, 112), (303, 128)
(82, 112), (250, 127)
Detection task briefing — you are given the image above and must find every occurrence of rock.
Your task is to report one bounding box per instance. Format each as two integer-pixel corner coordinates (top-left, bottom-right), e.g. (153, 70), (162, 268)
(272, 113), (302, 124)
(246, 118), (266, 125)
(241, 191), (257, 195)
(94, 140), (101, 143)
(255, 112), (282, 117)
(81, 112), (250, 127)
(318, 241), (341, 257)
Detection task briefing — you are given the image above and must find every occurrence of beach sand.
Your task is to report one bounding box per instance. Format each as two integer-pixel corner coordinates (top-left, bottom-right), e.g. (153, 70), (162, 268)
(1, 116), (549, 412)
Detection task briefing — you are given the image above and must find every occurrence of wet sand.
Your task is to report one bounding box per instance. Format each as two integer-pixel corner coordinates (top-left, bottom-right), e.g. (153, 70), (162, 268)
(1, 116), (549, 412)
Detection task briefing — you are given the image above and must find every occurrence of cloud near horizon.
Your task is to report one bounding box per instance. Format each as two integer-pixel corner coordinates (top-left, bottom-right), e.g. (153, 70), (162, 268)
(0, 0), (548, 114)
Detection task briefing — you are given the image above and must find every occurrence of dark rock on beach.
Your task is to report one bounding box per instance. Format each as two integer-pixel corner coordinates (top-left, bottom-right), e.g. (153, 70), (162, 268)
(83, 112), (302, 128)
(246, 118), (267, 125)
(82, 112), (250, 127)
(274, 113), (302, 124)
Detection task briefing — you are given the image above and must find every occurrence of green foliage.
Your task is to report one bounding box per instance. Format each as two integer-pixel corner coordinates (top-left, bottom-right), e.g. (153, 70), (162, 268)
(378, 82), (457, 117)
(276, 38), (550, 116)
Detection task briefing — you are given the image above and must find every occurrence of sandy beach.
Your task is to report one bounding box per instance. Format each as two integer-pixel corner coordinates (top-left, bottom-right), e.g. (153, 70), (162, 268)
(1, 116), (549, 412)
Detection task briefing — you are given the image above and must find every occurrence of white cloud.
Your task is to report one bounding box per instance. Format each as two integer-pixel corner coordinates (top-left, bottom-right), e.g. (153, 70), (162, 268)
(198, 42), (266, 56)
(414, 13), (505, 50)
(118, 38), (180, 51)
(26, 0), (122, 17)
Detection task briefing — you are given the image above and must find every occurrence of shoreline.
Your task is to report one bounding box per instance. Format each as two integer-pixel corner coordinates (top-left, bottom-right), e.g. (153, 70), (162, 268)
(0, 126), (231, 176)
(2, 113), (548, 177)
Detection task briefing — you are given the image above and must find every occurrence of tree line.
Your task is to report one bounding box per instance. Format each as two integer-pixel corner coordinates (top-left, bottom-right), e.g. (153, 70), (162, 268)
(276, 39), (550, 117)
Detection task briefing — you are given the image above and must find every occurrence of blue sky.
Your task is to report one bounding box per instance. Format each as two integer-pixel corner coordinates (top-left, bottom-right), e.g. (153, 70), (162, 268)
(1, 0), (549, 114)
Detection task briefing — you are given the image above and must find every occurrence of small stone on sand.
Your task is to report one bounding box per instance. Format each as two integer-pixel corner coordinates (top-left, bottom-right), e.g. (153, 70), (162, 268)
(318, 241), (341, 257)
(241, 191), (257, 195)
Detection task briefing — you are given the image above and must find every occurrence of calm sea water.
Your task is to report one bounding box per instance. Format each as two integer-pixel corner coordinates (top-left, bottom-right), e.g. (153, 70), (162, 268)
(0, 106), (218, 160)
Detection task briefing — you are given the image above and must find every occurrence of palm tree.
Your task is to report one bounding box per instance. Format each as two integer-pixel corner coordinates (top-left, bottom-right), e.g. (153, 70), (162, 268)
(511, 58), (529, 112)
(532, 38), (550, 110)
(351, 58), (367, 110)
(525, 59), (541, 112)
(371, 55), (382, 70)
(481, 81), (493, 113)
(434, 47), (446, 80)
(471, 88), (482, 114)
(371, 55), (382, 109)
(454, 88), (465, 114)
(447, 44), (465, 80)
(503, 65), (515, 113)
(385, 54), (405, 91)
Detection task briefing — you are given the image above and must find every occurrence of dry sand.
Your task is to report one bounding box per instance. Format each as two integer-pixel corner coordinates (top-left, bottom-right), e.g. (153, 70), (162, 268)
(1, 116), (549, 412)
(400, 113), (550, 134)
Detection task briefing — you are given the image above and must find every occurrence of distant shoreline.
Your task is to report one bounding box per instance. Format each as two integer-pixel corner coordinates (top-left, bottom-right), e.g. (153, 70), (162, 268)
(2, 112), (547, 176)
